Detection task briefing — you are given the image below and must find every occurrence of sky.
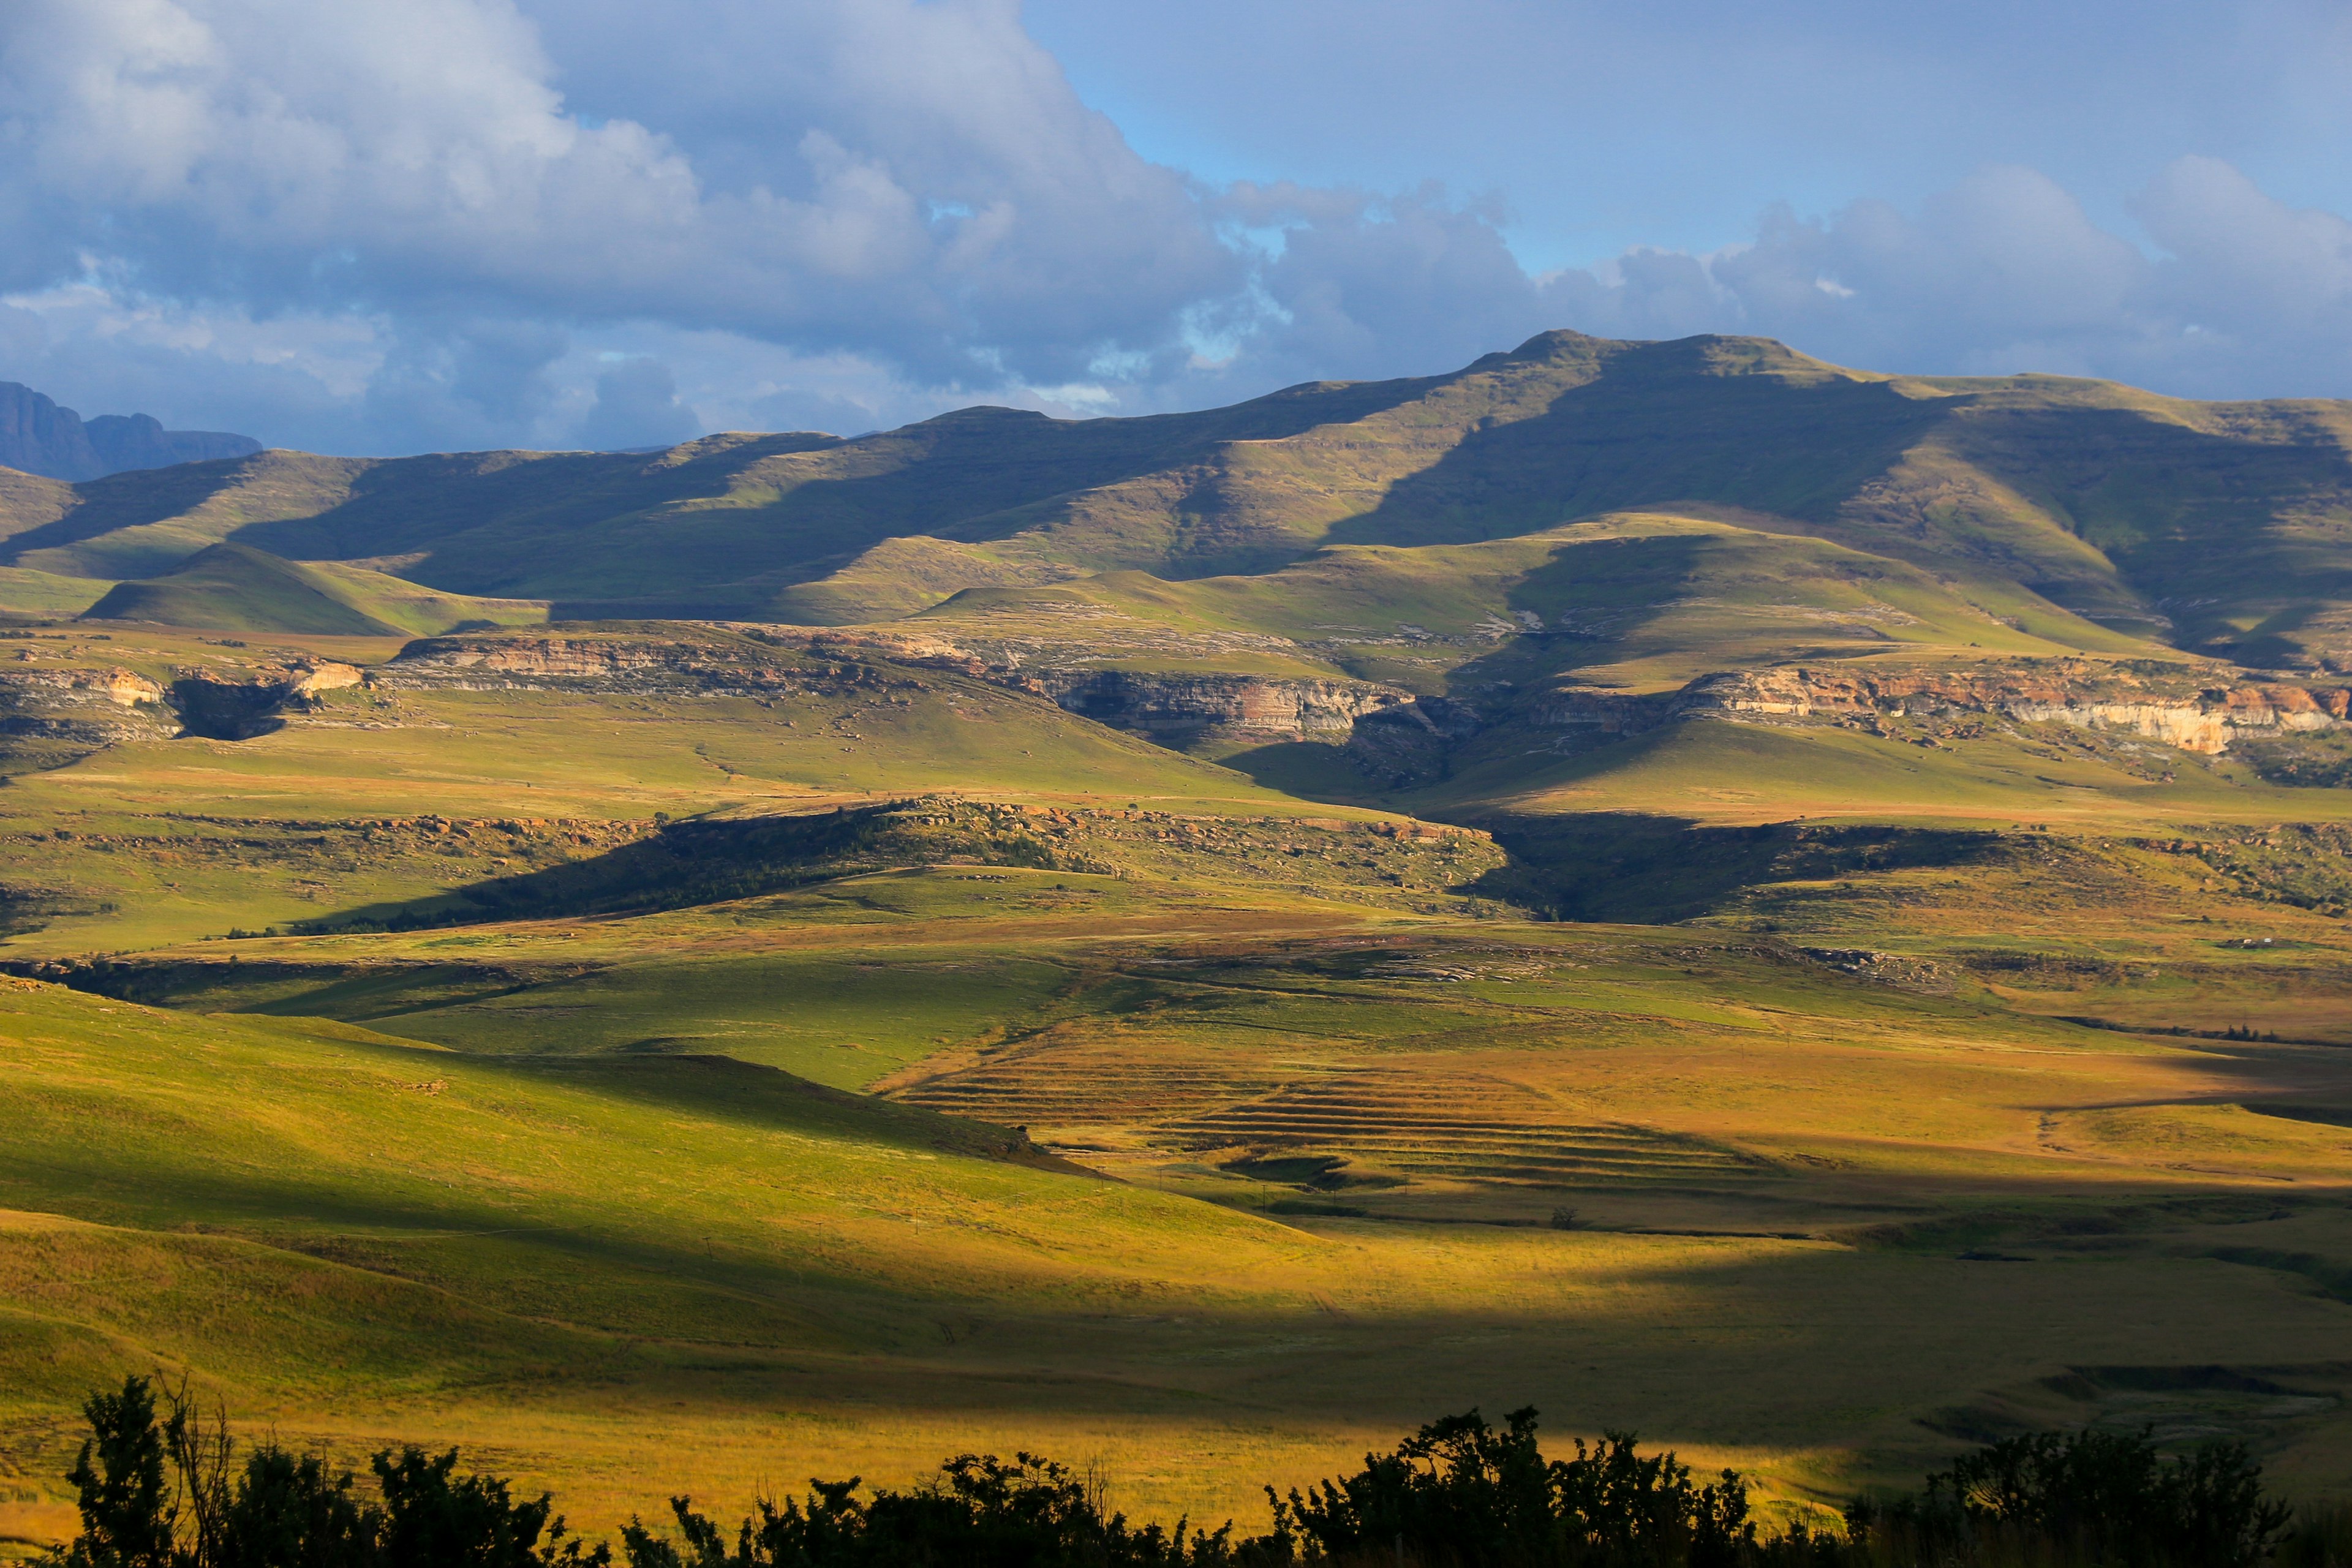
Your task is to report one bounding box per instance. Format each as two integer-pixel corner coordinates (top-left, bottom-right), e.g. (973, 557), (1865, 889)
(2, 0), (2350, 454)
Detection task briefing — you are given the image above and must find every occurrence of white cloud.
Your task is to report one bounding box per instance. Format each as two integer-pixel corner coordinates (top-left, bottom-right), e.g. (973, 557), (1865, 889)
(5, 0), (2352, 454)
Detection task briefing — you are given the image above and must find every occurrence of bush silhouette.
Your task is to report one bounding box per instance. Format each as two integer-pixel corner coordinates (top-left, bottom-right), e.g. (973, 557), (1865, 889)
(48, 1376), (606, 1568)
(45, 1381), (2313, 1567)
(1845, 1427), (2292, 1567)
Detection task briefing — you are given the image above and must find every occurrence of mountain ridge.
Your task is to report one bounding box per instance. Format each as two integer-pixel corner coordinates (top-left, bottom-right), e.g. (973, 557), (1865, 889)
(5, 329), (2352, 669)
(0, 380), (262, 481)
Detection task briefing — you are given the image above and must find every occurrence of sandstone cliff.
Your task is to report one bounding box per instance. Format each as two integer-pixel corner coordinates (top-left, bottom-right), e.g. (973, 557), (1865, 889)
(1535, 660), (2351, 755)
(728, 624), (1417, 744)
(0, 663), (175, 749)
(375, 631), (854, 698)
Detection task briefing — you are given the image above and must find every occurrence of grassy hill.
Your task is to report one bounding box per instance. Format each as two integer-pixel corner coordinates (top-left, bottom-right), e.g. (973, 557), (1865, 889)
(4, 332), (2352, 1549)
(9, 901), (2352, 1545)
(80, 543), (548, 635)
(896, 510), (2150, 694)
(0, 567), (111, 617)
(7, 332), (2351, 667)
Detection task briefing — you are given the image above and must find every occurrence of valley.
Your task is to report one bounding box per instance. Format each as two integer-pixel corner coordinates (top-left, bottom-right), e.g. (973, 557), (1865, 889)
(1, 330), (2351, 1554)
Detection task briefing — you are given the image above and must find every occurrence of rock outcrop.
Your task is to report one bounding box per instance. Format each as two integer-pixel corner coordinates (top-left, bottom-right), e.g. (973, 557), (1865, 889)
(729, 624), (1419, 744)
(171, 662), (363, 739)
(388, 625), (1422, 745)
(1028, 669), (1411, 741)
(377, 632), (843, 696)
(1536, 660), (2352, 755)
(0, 664), (175, 749)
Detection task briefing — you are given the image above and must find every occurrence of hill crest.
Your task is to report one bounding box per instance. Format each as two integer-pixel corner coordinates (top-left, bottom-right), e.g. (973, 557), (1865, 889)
(6, 330), (2351, 669)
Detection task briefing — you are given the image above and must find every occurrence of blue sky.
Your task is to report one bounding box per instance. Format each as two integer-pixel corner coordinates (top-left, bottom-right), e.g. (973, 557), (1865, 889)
(2, 0), (2349, 454)
(1028, 0), (2352, 266)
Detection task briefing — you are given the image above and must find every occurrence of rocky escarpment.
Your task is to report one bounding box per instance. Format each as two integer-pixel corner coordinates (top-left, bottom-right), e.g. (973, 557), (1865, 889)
(377, 630), (879, 697)
(0, 657), (363, 755)
(1536, 660), (2352, 755)
(725, 624), (1421, 744)
(0, 664), (176, 750)
(170, 660), (363, 739)
(1025, 668), (1411, 741)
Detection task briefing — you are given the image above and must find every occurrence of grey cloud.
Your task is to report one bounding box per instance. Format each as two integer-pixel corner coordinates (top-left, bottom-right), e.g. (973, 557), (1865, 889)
(0, 0), (1236, 393)
(577, 358), (700, 451)
(1238, 186), (1550, 382)
(1190, 156), (2352, 404)
(360, 320), (575, 454)
(8, 0), (2352, 457)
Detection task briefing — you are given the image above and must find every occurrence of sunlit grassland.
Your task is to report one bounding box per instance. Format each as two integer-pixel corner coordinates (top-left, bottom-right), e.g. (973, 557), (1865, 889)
(1438, 715), (2352, 829)
(3, 975), (2350, 1553)
(81, 545), (551, 638)
(0, 569), (113, 617)
(0, 646), (1410, 954)
(26, 681), (1273, 821)
(2, 614), (2351, 1553)
(897, 511), (2151, 698)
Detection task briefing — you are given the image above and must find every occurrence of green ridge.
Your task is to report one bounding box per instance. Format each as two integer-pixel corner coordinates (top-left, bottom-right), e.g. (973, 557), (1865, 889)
(80, 542), (548, 635)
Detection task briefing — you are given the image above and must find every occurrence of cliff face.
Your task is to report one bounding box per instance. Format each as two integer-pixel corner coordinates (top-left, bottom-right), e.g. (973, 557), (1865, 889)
(0, 656), (365, 752)
(1029, 669), (1410, 741)
(0, 382), (260, 481)
(1536, 662), (2352, 755)
(383, 627), (1423, 745)
(722, 625), (1423, 744)
(377, 633), (836, 696)
(0, 664), (176, 753)
(170, 662), (362, 739)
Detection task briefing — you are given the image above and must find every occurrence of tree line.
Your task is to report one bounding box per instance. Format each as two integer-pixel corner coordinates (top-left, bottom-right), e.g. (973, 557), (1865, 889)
(43, 1378), (2347, 1567)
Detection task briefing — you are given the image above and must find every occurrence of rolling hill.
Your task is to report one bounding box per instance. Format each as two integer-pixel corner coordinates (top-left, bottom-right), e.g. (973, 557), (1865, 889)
(4, 331), (2351, 668)
(6, 330), (2352, 1547)
(80, 542), (549, 636)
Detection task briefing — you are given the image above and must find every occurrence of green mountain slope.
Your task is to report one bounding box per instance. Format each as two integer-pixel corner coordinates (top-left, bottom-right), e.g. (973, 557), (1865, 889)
(902, 510), (2151, 695)
(81, 543), (548, 635)
(0, 566), (112, 616)
(12, 331), (2352, 666)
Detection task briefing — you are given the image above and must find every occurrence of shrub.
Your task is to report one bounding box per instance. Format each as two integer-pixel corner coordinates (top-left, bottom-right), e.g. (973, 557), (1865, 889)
(47, 1375), (606, 1568)
(620, 1452), (1232, 1567)
(1844, 1427), (2293, 1567)
(45, 1382), (2321, 1568)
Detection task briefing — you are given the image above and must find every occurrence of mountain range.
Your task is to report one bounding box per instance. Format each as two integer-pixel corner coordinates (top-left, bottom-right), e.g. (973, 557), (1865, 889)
(0, 380), (262, 482)
(5, 328), (2352, 1532)
(3, 330), (2349, 673)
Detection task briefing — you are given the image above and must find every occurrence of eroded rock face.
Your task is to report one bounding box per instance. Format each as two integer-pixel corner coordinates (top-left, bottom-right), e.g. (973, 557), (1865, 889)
(390, 627), (1422, 745)
(755, 627), (1419, 743)
(383, 636), (672, 685)
(170, 662), (366, 740)
(1536, 661), (2352, 755)
(1033, 669), (1411, 741)
(0, 666), (175, 748)
(378, 633), (839, 696)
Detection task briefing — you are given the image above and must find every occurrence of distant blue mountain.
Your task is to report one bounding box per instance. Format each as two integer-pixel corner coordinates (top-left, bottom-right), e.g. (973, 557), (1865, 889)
(0, 381), (262, 481)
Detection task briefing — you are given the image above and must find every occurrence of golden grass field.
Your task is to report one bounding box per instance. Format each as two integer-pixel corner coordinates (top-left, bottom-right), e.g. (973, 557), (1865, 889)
(1, 614), (2350, 1557)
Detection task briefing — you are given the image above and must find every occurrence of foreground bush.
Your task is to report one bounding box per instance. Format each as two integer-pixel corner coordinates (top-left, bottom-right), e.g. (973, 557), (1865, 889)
(51, 1378), (606, 1568)
(1844, 1427), (2296, 1567)
(45, 1376), (2326, 1567)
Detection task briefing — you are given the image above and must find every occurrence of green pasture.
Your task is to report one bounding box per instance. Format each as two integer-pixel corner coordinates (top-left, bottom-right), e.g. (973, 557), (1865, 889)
(1435, 710), (2352, 830)
(4, 965), (2351, 1553)
(80, 543), (546, 636)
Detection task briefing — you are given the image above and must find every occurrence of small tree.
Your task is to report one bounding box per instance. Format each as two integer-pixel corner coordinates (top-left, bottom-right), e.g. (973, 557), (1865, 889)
(61, 1378), (176, 1568)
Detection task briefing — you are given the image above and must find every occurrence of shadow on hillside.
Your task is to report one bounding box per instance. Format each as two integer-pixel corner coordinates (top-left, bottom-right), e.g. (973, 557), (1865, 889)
(1325, 339), (1943, 552)
(492, 1052), (1075, 1171)
(296, 802), (1061, 935)
(1464, 813), (2007, 924)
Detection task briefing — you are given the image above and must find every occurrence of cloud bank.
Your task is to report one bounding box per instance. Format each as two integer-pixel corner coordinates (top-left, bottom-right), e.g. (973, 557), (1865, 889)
(4, 0), (2351, 455)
